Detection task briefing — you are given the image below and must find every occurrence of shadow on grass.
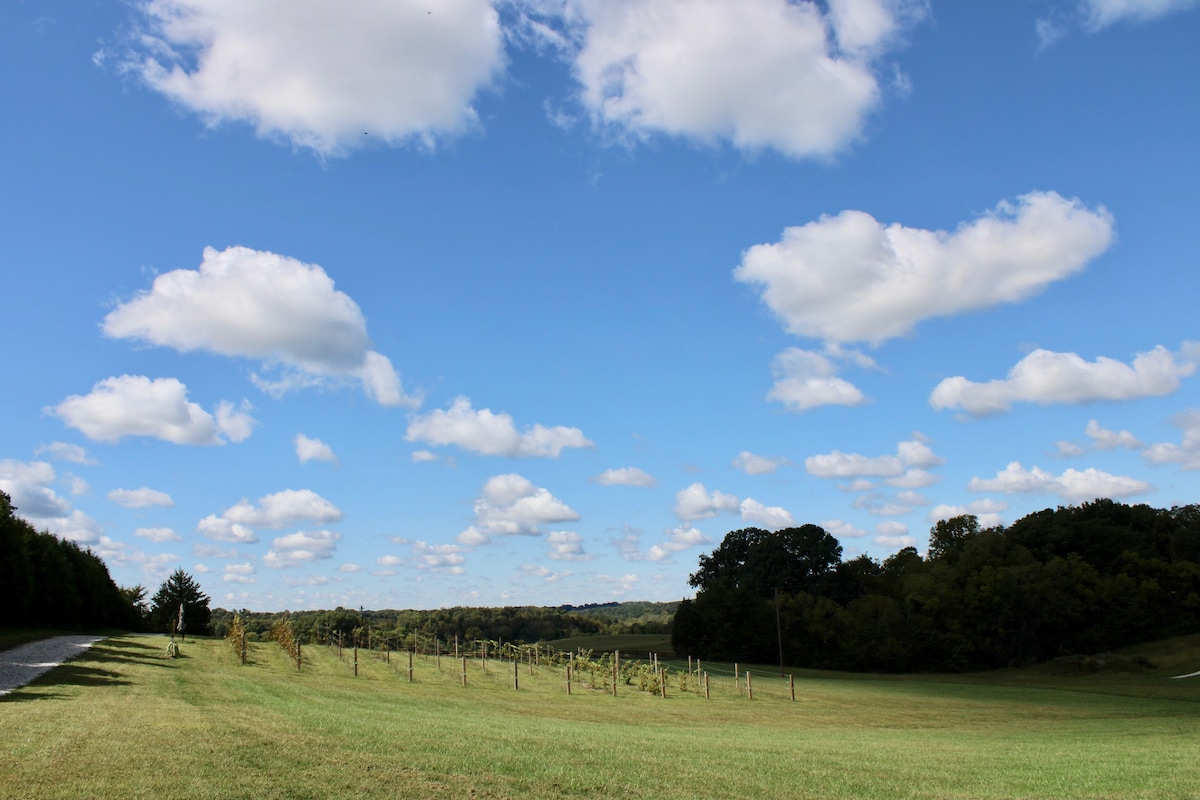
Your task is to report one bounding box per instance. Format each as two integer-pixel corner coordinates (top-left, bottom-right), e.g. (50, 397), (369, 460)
(0, 661), (133, 703)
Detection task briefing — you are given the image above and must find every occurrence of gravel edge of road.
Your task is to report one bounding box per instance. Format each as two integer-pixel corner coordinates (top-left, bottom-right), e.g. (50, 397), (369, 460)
(0, 635), (105, 696)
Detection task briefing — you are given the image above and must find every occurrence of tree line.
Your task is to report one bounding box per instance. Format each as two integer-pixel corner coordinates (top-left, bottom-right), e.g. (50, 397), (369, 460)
(672, 499), (1200, 672)
(210, 601), (676, 647)
(0, 491), (142, 630)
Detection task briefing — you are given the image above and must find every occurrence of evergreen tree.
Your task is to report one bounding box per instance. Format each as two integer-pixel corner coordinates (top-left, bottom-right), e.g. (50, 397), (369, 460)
(150, 569), (212, 638)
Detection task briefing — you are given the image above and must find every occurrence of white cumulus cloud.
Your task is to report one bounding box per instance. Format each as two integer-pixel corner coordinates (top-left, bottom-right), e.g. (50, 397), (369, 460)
(1085, 420), (1143, 450)
(263, 530), (341, 568)
(739, 498), (795, 530)
(103, 246), (417, 407)
(592, 467), (656, 487)
(196, 515), (258, 544)
(456, 473), (580, 545)
(806, 438), (943, 479)
(406, 396), (592, 457)
(968, 462), (1152, 502)
(931, 344), (1195, 416)
(546, 530), (593, 562)
(122, 0), (505, 155)
(673, 482), (740, 522)
(766, 347), (867, 411)
(1143, 409), (1200, 470)
(559, 0), (924, 160)
(51, 375), (255, 445)
(821, 519), (869, 539)
(134, 527), (182, 543)
(221, 489), (344, 529)
(294, 434), (338, 464)
(927, 499), (1008, 529)
(732, 451), (792, 476)
(0, 459), (102, 543)
(735, 191), (1114, 345)
(108, 487), (175, 509)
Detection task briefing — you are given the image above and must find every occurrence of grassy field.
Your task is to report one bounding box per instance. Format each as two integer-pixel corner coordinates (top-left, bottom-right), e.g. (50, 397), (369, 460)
(541, 632), (674, 656)
(1, 633), (1198, 799)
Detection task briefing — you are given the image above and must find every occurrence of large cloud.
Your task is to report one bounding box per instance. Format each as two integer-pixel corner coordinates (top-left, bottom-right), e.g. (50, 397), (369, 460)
(51, 375), (254, 445)
(406, 396), (592, 457)
(930, 344), (1196, 416)
(103, 246), (417, 407)
(968, 462), (1152, 502)
(122, 0), (505, 155)
(456, 473), (580, 545)
(0, 459), (103, 543)
(735, 192), (1114, 345)
(556, 0), (923, 159)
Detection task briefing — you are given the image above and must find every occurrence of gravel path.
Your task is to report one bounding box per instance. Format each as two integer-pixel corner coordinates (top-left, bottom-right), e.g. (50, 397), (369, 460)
(0, 635), (104, 696)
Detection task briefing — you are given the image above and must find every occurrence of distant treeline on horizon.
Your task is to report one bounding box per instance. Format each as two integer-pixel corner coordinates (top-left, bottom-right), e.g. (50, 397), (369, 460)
(210, 600), (677, 648)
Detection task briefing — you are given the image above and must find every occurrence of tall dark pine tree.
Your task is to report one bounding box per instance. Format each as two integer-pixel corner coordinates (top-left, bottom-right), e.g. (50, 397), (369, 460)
(150, 569), (212, 638)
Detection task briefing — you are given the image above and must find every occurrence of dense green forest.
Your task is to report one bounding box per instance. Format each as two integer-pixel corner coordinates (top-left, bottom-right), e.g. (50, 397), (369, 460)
(210, 601), (676, 647)
(0, 491), (141, 630)
(672, 500), (1200, 672)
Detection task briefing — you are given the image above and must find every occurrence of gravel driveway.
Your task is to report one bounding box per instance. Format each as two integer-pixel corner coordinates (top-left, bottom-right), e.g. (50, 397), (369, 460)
(0, 635), (104, 696)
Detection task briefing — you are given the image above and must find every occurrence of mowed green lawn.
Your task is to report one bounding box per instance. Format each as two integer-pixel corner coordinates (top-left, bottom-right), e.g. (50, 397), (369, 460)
(2, 634), (1198, 799)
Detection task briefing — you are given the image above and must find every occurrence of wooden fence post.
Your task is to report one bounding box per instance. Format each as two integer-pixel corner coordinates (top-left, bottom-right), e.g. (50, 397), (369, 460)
(660, 667), (667, 698)
(461, 657), (467, 687)
(513, 659), (519, 691)
(790, 673), (795, 702)
(407, 650), (414, 682)
(296, 639), (302, 671)
(734, 662), (739, 692)
(704, 671), (710, 700)
(747, 671), (753, 701)
(566, 664), (572, 695)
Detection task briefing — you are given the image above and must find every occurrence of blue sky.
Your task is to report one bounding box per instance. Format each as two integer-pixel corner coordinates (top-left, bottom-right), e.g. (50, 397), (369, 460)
(3, 0), (1199, 612)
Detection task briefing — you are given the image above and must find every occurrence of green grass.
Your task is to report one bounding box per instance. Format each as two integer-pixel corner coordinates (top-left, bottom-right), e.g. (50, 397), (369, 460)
(541, 632), (674, 655)
(2, 634), (1198, 799)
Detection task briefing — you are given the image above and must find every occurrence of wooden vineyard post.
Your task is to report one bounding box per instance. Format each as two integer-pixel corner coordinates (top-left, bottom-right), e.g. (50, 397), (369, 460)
(688, 656), (692, 674)
(659, 668), (666, 698)
(354, 643), (359, 677)
(386, 639), (391, 665)
(338, 632), (344, 661)
(746, 671), (753, 701)
(461, 657), (467, 687)
(734, 663), (739, 693)
(566, 664), (572, 695)
(454, 635), (459, 660)
(513, 658), (519, 691)
(704, 671), (710, 700)
(482, 642), (488, 674)
(408, 650), (414, 682)
(613, 650), (620, 697)
(296, 639), (302, 671)
(240, 631), (246, 665)
(789, 673), (795, 702)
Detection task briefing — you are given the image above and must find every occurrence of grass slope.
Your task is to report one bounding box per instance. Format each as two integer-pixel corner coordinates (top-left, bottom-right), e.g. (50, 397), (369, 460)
(1, 634), (1198, 799)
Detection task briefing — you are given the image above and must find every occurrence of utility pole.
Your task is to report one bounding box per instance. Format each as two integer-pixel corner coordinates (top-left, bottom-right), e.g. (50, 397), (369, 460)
(775, 587), (785, 677)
